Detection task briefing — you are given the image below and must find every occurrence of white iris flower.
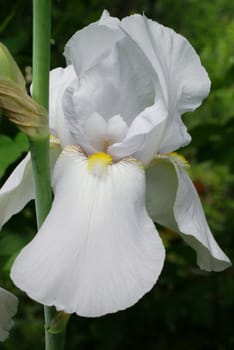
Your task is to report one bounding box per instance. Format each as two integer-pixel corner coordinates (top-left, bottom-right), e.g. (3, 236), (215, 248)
(0, 11), (231, 317)
(0, 288), (18, 341)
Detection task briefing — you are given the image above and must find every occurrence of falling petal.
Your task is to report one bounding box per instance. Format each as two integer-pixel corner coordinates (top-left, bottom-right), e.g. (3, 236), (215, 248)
(11, 146), (165, 317)
(0, 154), (33, 229)
(146, 156), (231, 271)
(0, 288), (18, 341)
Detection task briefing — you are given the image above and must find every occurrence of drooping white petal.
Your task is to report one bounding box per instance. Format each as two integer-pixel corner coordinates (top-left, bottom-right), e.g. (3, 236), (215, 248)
(11, 146), (165, 317)
(0, 153), (33, 230)
(0, 288), (18, 341)
(0, 140), (61, 230)
(146, 156), (231, 271)
(49, 65), (76, 146)
(120, 14), (211, 153)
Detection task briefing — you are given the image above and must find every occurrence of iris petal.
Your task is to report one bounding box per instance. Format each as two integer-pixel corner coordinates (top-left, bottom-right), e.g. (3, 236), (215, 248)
(109, 101), (167, 164)
(120, 14), (211, 153)
(64, 20), (122, 76)
(0, 140), (61, 230)
(0, 287), (18, 341)
(49, 65), (76, 147)
(11, 146), (165, 317)
(146, 157), (231, 271)
(0, 154), (33, 229)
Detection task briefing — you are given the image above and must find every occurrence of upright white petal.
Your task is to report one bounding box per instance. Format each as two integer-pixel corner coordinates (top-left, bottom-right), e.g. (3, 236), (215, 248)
(63, 35), (156, 128)
(49, 65), (76, 147)
(64, 19), (123, 76)
(63, 34), (167, 163)
(0, 154), (33, 229)
(0, 288), (18, 341)
(120, 14), (211, 153)
(146, 156), (231, 271)
(99, 10), (120, 29)
(11, 146), (165, 317)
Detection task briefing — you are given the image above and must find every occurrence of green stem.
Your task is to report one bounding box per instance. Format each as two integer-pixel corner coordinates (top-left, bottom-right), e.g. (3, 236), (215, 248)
(32, 0), (51, 111)
(44, 308), (67, 350)
(31, 1), (67, 349)
(29, 138), (51, 226)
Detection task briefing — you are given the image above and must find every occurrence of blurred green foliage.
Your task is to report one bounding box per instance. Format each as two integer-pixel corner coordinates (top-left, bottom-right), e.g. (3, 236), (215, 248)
(0, 0), (233, 349)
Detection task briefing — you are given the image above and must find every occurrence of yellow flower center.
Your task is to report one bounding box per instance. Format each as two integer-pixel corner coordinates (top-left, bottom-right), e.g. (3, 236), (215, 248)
(88, 152), (112, 176)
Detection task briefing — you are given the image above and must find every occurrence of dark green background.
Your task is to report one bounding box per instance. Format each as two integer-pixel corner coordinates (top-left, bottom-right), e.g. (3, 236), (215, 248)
(0, 1), (233, 349)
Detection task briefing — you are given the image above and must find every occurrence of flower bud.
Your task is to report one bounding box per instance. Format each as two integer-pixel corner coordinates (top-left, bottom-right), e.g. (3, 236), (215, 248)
(0, 43), (26, 89)
(0, 43), (49, 140)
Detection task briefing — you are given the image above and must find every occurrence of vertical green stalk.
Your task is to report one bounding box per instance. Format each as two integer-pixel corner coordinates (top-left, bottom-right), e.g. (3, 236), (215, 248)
(31, 1), (67, 349)
(32, 0), (51, 112)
